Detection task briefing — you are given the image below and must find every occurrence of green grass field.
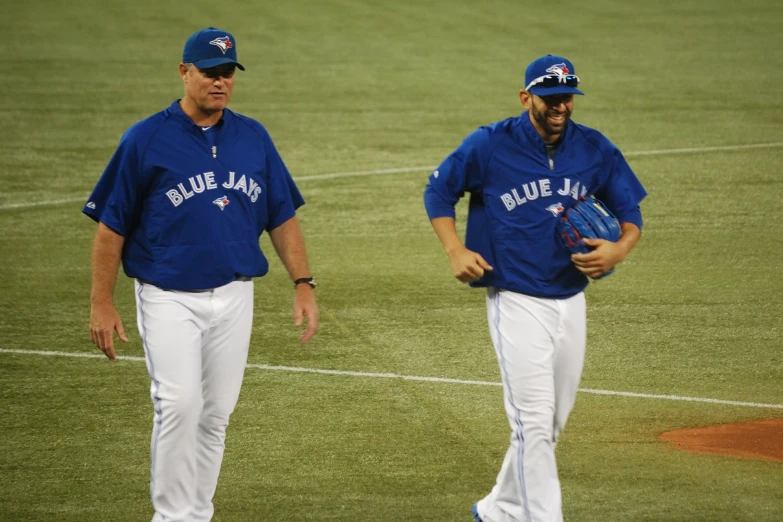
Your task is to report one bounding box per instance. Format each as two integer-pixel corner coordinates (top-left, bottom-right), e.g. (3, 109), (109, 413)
(2, 0), (782, 520)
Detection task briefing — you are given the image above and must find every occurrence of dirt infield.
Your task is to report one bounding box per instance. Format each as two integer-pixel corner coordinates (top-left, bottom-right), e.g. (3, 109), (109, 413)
(660, 418), (783, 462)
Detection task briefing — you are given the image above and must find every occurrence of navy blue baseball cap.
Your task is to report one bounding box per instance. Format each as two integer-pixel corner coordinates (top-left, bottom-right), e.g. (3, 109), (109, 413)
(182, 27), (245, 71)
(524, 54), (583, 97)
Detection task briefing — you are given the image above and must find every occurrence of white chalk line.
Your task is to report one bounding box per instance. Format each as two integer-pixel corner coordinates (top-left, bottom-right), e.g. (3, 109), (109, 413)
(1, 348), (781, 410)
(624, 142), (783, 157)
(2, 141), (782, 212)
(0, 197), (92, 210)
(296, 164), (436, 181)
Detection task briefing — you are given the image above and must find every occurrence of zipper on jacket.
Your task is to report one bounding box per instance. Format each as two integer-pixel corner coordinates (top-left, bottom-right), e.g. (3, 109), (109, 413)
(545, 144), (556, 171)
(212, 146), (217, 159)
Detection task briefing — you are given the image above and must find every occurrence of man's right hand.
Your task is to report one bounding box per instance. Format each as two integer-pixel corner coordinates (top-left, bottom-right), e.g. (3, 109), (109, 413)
(89, 302), (128, 361)
(447, 246), (494, 283)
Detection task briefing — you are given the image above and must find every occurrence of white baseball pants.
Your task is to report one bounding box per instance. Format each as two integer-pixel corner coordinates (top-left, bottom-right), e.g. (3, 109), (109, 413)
(134, 279), (254, 522)
(476, 287), (586, 522)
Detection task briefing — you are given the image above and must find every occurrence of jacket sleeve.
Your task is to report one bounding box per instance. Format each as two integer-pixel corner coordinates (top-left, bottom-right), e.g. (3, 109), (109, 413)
(82, 126), (144, 236)
(595, 147), (647, 229)
(262, 129), (303, 231)
(424, 127), (490, 220)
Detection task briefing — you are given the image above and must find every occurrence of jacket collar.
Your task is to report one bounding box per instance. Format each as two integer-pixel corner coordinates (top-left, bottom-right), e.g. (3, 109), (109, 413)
(518, 111), (571, 152)
(166, 99), (231, 130)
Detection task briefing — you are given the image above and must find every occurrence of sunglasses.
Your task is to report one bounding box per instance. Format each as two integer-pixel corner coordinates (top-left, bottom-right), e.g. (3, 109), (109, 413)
(525, 74), (580, 91)
(200, 64), (237, 79)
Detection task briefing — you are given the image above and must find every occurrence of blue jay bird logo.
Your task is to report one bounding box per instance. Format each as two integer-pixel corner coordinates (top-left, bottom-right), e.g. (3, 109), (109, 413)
(213, 196), (230, 210)
(546, 202), (565, 217)
(209, 36), (233, 54)
(545, 63), (570, 77)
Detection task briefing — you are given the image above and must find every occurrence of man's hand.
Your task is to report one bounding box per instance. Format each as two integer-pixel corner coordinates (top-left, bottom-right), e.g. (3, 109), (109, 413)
(570, 238), (627, 279)
(447, 246), (494, 283)
(89, 302), (128, 361)
(89, 223), (126, 360)
(293, 285), (319, 344)
(268, 216), (319, 343)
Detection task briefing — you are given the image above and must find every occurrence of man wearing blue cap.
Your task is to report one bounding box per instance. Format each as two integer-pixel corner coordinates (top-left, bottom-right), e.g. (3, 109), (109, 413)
(424, 55), (647, 521)
(84, 27), (319, 521)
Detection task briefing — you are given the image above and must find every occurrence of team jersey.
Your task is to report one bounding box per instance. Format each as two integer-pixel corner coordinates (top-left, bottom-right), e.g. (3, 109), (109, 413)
(83, 100), (304, 291)
(424, 113), (647, 298)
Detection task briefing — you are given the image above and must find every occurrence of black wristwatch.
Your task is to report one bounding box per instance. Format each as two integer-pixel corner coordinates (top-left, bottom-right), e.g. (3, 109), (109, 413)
(293, 277), (317, 289)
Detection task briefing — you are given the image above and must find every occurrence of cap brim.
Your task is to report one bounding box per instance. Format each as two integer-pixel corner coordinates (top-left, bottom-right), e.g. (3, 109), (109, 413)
(528, 86), (584, 96)
(193, 57), (245, 71)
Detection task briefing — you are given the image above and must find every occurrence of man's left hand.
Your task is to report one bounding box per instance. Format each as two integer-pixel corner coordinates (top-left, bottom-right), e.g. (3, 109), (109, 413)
(293, 286), (319, 344)
(570, 238), (627, 279)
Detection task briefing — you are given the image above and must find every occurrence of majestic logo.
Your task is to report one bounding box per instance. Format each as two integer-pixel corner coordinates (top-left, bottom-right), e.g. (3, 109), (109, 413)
(212, 196), (230, 210)
(85, 201), (96, 209)
(546, 202), (565, 216)
(545, 63), (570, 77)
(209, 36), (233, 54)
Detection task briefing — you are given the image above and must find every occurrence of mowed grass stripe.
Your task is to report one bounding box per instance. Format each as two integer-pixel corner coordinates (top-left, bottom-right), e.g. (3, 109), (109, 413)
(2, 141), (783, 211)
(2, 348), (782, 410)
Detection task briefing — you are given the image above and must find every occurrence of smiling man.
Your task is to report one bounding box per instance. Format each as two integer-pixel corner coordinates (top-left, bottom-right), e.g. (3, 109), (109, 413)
(83, 27), (319, 522)
(424, 55), (647, 522)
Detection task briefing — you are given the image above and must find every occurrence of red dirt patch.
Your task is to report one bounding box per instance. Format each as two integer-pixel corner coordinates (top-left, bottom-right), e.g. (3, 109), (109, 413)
(660, 418), (783, 462)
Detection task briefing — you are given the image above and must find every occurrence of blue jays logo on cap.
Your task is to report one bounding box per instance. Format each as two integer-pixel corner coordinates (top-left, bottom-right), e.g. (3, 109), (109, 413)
(524, 54), (583, 97)
(183, 27), (245, 71)
(545, 63), (570, 76)
(209, 36), (233, 55)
